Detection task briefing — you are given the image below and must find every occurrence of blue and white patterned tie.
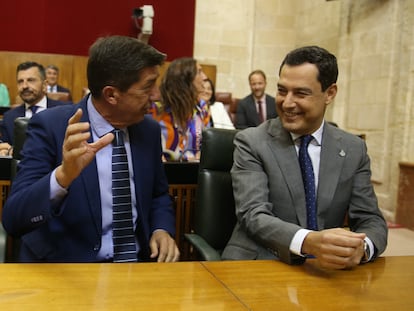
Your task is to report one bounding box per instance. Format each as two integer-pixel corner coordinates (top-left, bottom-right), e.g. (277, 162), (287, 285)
(299, 135), (318, 230)
(112, 129), (137, 262)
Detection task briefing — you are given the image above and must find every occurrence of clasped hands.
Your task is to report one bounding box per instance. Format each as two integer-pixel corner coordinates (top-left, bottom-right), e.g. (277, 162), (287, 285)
(302, 228), (366, 270)
(55, 109), (180, 262)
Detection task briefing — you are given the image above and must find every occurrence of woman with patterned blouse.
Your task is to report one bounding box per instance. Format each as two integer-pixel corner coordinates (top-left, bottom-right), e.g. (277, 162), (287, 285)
(150, 58), (209, 161)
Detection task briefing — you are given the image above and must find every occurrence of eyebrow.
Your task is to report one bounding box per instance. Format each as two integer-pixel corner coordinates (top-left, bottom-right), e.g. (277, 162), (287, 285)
(277, 83), (312, 92)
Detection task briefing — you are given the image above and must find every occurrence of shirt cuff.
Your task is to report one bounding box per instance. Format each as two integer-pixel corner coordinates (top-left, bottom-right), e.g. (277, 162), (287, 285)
(50, 169), (68, 202)
(290, 228), (312, 256)
(365, 236), (375, 261)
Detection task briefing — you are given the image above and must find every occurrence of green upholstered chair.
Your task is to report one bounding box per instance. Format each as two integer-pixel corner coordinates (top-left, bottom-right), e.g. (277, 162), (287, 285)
(3, 117), (29, 262)
(185, 128), (238, 260)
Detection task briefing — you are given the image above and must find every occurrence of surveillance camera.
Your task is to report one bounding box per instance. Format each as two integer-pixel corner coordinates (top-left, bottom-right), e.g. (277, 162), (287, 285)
(141, 5), (154, 18)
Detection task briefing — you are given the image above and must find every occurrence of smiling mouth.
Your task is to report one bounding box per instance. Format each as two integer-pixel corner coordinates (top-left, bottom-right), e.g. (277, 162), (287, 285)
(284, 111), (301, 118)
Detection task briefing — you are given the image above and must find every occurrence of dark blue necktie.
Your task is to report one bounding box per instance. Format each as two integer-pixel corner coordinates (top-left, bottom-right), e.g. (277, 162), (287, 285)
(29, 105), (38, 114)
(299, 135), (318, 230)
(112, 129), (137, 262)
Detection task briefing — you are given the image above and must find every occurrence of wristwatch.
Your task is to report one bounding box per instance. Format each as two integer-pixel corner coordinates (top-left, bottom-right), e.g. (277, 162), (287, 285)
(361, 240), (370, 263)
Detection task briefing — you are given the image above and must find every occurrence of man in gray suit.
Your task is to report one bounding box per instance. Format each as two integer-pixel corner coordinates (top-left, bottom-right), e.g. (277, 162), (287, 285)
(222, 46), (387, 270)
(235, 70), (277, 129)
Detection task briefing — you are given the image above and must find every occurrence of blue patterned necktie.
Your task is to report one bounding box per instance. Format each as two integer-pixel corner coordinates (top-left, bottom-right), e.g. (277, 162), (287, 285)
(299, 135), (318, 230)
(112, 129), (137, 262)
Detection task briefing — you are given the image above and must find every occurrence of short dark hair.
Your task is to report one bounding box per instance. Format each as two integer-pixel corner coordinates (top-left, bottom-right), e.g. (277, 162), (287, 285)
(17, 61), (46, 80)
(279, 46), (338, 91)
(87, 35), (166, 98)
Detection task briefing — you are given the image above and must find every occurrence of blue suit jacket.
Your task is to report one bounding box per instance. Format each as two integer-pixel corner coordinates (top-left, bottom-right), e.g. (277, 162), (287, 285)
(235, 94), (277, 129)
(2, 97), (175, 262)
(56, 85), (71, 94)
(0, 98), (68, 144)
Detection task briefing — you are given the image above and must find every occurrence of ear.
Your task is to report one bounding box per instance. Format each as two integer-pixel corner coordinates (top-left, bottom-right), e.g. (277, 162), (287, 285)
(325, 83), (337, 106)
(102, 86), (120, 105)
(42, 80), (48, 93)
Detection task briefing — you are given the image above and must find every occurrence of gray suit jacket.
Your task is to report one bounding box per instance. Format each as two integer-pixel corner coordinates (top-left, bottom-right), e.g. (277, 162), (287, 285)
(235, 94), (277, 129)
(222, 118), (388, 264)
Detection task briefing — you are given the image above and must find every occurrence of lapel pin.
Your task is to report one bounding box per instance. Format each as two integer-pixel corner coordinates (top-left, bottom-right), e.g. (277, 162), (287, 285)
(339, 150), (346, 157)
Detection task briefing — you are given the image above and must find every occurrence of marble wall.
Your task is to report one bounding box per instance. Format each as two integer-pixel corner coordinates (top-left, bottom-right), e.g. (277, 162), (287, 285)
(194, 0), (414, 221)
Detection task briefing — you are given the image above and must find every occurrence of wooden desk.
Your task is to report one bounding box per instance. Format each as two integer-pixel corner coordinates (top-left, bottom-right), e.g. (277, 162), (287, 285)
(204, 257), (414, 310)
(0, 257), (413, 310)
(0, 261), (245, 310)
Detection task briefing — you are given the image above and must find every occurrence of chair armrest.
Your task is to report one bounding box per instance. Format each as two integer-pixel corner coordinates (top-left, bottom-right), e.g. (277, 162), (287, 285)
(0, 223), (6, 263)
(184, 233), (222, 261)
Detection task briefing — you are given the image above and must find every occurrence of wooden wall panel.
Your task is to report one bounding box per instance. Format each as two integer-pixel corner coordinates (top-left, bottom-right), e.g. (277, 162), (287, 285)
(396, 162), (414, 230)
(72, 56), (89, 103)
(0, 51), (216, 105)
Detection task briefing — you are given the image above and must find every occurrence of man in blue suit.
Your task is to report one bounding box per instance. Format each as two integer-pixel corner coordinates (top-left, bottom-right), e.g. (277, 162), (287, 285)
(0, 62), (68, 156)
(2, 36), (180, 263)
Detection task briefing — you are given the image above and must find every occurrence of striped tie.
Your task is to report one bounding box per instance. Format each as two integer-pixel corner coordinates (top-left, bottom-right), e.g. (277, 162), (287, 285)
(112, 129), (137, 262)
(299, 135), (318, 230)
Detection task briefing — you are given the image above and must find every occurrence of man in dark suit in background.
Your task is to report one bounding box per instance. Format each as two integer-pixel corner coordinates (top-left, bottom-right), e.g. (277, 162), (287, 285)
(0, 62), (68, 156)
(235, 69), (277, 129)
(222, 46), (387, 270)
(45, 64), (72, 100)
(2, 35), (179, 263)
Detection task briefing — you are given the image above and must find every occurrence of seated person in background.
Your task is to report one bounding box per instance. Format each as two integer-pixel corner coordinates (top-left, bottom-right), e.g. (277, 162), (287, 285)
(200, 78), (235, 130)
(222, 46), (387, 270)
(150, 57), (208, 161)
(2, 35), (179, 263)
(45, 64), (72, 101)
(0, 61), (69, 156)
(0, 83), (10, 107)
(235, 69), (277, 129)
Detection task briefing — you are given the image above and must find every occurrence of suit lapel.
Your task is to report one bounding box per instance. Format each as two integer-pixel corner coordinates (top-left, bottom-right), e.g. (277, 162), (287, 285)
(265, 95), (276, 119)
(248, 95), (260, 124)
(266, 120), (308, 227)
(78, 100), (102, 235)
(317, 124), (346, 228)
(127, 126), (145, 227)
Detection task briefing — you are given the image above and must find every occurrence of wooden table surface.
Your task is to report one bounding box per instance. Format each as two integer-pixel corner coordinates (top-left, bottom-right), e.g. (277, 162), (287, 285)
(204, 256), (414, 310)
(0, 257), (413, 310)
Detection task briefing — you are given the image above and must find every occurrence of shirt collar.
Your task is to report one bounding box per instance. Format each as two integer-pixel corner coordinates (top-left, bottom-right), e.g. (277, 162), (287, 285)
(25, 95), (47, 110)
(87, 96), (116, 139)
(255, 95), (266, 103)
(291, 120), (325, 146)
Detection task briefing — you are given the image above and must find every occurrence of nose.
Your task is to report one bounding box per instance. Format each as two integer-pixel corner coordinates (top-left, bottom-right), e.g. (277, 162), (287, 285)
(20, 80), (29, 89)
(282, 92), (296, 107)
(201, 71), (207, 80)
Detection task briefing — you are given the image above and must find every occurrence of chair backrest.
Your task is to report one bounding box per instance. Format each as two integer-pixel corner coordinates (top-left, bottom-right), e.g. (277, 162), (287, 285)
(47, 92), (72, 102)
(13, 117), (30, 161)
(11, 117), (29, 181)
(229, 98), (239, 124)
(194, 128), (238, 253)
(6, 117), (29, 262)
